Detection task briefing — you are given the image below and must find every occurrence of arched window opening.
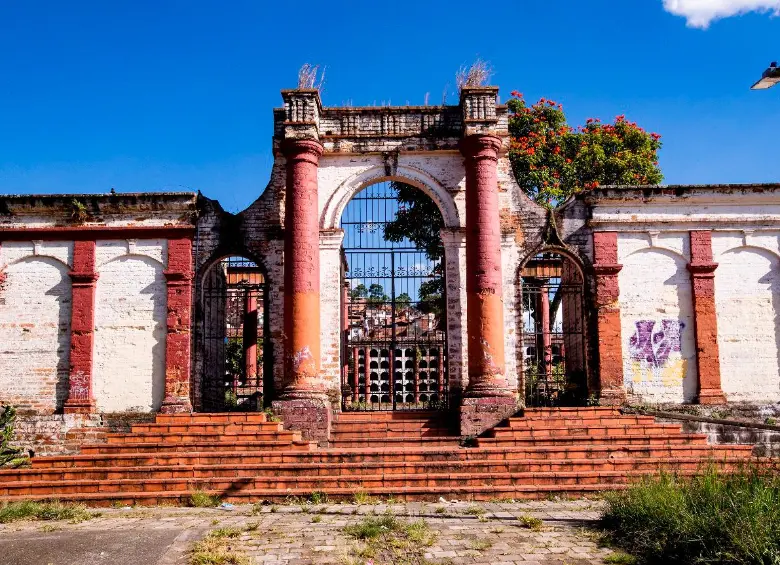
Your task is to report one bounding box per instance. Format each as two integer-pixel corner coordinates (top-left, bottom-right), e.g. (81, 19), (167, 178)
(201, 256), (268, 411)
(340, 181), (448, 411)
(521, 251), (587, 407)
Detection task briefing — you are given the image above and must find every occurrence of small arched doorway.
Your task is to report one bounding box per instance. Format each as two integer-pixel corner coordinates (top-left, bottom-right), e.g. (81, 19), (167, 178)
(340, 181), (448, 411)
(520, 250), (587, 407)
(200, 256), (269, 411)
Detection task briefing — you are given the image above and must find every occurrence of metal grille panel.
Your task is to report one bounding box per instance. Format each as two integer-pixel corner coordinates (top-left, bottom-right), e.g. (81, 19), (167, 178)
(341, 181), (448, 411)
(200, 257), (267, 411)
(521, 251), (587, 407)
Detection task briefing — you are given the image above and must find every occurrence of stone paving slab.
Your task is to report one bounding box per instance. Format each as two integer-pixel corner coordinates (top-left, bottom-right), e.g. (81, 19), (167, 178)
(0, 500), (617, 564)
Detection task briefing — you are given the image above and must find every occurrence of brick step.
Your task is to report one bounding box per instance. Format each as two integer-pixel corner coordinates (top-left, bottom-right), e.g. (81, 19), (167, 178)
(0, 483), (632, 505)
(130, 422), (286, 434)
(328, 437), (462, 448)
(334, 411), (444, 421)
(79, 440), (317, 454)
(154, 413), (270, 424)
(0, 456), (750, 484)
(486, 424), (686, 438)
(0, 468), (731, 497)
(477, 434), (710, 447)
(329, 429), (455, 440)
(330, 421), (454, 432)
(501, 416), (659, 428)
(104, 430), (301, 444)
(523, 408), (623, 415)
(28, 444), (753, 469)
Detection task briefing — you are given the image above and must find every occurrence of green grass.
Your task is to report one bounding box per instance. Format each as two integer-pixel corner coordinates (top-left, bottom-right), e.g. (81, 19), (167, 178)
(516, 514), (544, 531)
(604, 552), (638, 564)
(601, 463), (780, 564)
(342, 512), (437, 565)
(0, 500), (96, 524)
(190, 530), (249, 565)
(189, 491), (221, 508)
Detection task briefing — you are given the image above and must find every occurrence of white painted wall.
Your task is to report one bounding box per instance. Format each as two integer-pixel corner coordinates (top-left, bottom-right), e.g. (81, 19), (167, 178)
(0, 242), (72, 413)
(618, 233), (698, 403)
(713, 232), (780, 402)
(93, 240), (167, 412)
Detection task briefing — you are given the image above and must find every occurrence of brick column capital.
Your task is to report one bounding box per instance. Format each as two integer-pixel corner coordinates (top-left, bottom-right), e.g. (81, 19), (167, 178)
(280, 138), (323, 164)
(459, 134), (501, 161)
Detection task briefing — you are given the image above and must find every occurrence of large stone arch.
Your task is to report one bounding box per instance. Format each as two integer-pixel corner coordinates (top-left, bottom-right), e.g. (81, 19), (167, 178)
(321, 164), (461, 230)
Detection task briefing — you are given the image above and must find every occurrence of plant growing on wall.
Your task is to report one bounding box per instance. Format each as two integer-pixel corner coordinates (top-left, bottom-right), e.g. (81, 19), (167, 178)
(508, 92), (663, 207)
(0, 404), (28, 468)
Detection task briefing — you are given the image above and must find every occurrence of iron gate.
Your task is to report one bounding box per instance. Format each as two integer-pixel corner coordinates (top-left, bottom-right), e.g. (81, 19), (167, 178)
(340, 181), (448, 411)
(200, 256), (268, 411)
(520, 251), (587, 407)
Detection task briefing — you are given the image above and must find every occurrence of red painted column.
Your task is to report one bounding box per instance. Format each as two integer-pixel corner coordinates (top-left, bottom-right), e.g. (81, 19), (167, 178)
(243, 291), (258, 383)
(593, 232), (626, 405)
(161, 238), (194, 414)
(64, 240), (98, 414)
(273, 137), (331, 443)
(280, 138), (325, 398)
(688, 231), (726, 404)
(459, 134), (516, 436)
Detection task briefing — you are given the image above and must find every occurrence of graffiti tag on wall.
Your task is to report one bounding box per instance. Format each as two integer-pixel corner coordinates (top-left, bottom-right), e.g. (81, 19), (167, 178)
(625, 319), (687, 392)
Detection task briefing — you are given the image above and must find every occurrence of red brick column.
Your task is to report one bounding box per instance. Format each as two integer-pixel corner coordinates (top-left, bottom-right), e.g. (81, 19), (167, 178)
(160, 238), (193, 414)
(459, 134), (517, 436)
(688, 231), (726, 404)
(64, 240), (98, 414)
(273, 138), (331, 442)
(593, 232), (626, 405)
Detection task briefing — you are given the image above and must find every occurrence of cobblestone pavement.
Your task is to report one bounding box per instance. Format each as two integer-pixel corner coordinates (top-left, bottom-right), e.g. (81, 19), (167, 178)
(0, 499), (618, 565)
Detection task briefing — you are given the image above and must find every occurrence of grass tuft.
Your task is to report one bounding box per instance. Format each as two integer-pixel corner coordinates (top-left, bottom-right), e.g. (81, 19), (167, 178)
(0, 500), (96, 524)
(342, 512), (437, 564)
(517, 514), (544, 531)
(190, 529), (249, 565)
(601, 463), (780, 564)
(189, 491), (221, 508)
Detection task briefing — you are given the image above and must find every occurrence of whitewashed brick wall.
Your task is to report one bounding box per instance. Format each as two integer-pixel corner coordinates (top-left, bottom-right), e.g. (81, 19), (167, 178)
(0, 241), (73, 413)
(93, 240), (167, 412)
(713, 231), (780, 402)
(617, 232), (698, 403)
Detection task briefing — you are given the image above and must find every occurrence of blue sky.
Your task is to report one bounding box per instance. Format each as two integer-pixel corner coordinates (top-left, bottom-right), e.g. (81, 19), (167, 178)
(0, 1), (778, 212)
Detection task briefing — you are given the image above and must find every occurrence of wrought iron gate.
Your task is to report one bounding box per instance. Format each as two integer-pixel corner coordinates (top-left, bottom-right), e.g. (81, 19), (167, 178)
(200, 257), (268, 411)
(340, 181), (448, 411)
(520, 251), (587, 407)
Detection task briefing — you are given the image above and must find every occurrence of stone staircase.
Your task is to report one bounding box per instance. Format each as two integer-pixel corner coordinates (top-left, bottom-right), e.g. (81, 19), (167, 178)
(0, 408), (757, 506)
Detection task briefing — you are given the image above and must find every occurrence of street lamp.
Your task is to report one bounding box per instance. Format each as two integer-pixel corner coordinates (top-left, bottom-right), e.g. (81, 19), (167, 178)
(751, 62), (780, 90)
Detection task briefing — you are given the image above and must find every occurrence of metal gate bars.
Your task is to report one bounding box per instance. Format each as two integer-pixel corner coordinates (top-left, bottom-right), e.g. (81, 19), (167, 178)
(521, 251), (588, 407)
(200, 256), (267, 411)
(340, 181), (448, 411)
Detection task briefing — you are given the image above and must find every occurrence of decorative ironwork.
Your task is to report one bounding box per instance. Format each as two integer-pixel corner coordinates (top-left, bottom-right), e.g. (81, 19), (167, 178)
(521, 251), (587, 407)
(200, 257), (268, 411)
(341, 181), (448, 411)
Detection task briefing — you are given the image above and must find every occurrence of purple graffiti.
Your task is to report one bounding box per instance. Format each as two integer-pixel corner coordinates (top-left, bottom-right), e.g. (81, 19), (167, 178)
(629, 319), (684, 367)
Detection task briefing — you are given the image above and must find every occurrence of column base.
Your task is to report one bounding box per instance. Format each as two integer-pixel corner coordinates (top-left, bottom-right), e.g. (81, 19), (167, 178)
(696, 389), (727, 405)
(272, 398), (332, 444)
(459, 395), (519, 438)
(160, 397), (193, 414)
(598, 388), (627, 407)
(63, 399), (95, 415)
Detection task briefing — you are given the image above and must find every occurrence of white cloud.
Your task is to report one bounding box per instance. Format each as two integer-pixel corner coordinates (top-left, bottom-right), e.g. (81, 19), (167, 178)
(662, 0), (780, 28)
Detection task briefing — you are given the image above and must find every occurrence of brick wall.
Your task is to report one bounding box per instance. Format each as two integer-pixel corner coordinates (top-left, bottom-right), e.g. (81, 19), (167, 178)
(93, 240), (167, 412)
(712, 231), (780, 402)
(617, 232), (698, 403)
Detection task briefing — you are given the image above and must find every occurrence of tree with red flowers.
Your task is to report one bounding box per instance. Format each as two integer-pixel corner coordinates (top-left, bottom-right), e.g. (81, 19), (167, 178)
(508, 92), (663, 207)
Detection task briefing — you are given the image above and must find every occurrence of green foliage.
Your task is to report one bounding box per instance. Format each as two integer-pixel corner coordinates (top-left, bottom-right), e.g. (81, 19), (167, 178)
(516, 514), (544, 531)
(396, 292), (412, 308)
(507, 92), (663, 208)
(367, 283), (389, 304)
(190, 528), (250, 565)
(0, 404), (29, 468)
(601, 464), (780, 564)
(0, 500), (95, 524)
(343, 512), (437, 564)
(350, 283), (368, 300)
(189, 490), (221, 508)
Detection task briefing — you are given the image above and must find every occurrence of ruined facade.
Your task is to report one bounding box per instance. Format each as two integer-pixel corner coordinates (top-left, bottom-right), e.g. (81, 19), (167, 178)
(2, 85), (780, 445)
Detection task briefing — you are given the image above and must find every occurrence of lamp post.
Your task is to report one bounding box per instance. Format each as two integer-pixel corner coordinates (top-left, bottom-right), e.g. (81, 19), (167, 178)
(751, 62), (779, 90)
